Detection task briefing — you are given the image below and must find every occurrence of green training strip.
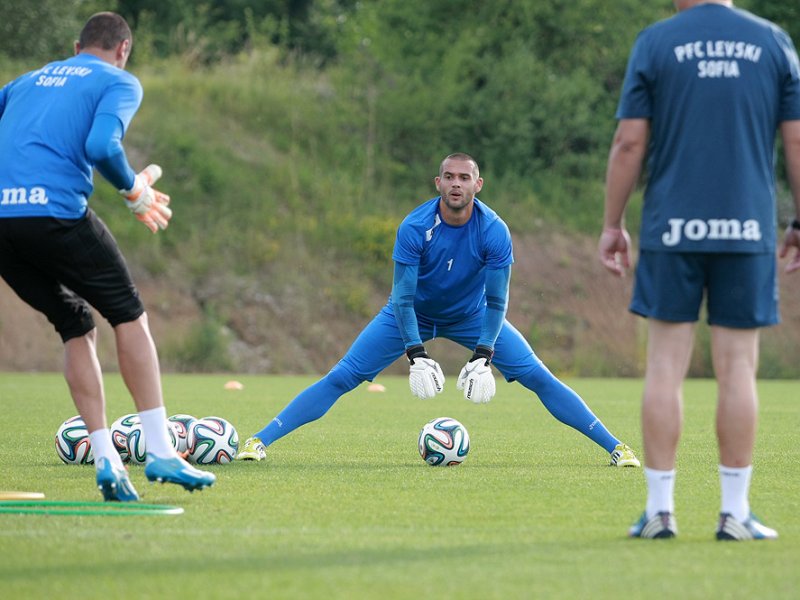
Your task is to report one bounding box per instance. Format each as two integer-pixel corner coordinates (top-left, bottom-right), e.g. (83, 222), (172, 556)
(0, 500), (183, 516)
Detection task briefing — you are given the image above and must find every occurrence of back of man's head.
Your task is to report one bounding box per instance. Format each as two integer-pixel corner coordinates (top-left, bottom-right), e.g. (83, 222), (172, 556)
(78, 12), (132, 51)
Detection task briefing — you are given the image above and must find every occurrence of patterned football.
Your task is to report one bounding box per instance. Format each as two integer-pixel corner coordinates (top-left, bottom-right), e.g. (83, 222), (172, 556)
(55, 415), (94, 465)
(186, 416), (239, 464)
(418, 417), (470, 466)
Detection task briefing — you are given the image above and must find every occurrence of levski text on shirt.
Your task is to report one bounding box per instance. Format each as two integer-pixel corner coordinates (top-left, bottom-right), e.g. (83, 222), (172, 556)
(673, 40), (762, 78)
(661, 218), (761, 246)
(30, 64), (93, 88)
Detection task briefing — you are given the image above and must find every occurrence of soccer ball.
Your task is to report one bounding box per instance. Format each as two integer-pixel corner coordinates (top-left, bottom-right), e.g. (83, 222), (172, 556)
(168, 414), (197, 454)
(55, 416), (94, 465)
(110, 413), (140, 462)
(187, 416), (239, 464)
(418, 417), (470, 466)
(126, 420), (181, 465)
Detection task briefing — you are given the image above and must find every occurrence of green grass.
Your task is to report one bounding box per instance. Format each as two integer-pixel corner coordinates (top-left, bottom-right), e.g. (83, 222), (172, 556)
(0, 374), (798, 599)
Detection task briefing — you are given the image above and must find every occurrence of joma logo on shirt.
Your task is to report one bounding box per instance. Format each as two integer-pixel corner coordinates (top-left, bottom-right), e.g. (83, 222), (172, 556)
(1, 186), (49, 206)
(661, 218), (761, 246)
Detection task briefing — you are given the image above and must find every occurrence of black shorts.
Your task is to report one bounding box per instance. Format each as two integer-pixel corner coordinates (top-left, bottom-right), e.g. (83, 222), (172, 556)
(0, 211), (144, 342)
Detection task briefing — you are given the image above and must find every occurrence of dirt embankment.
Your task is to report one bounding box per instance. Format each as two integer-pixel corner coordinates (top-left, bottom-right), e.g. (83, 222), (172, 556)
(2, 232), (798, 377)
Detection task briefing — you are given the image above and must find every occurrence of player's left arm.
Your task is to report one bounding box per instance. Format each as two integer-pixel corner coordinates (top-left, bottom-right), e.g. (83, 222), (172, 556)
(779, 119), (800, 273)
(477, 265), (510, 352)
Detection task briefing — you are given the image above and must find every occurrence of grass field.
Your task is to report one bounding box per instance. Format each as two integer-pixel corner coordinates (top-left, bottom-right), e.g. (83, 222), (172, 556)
(0, 373), (798, 599)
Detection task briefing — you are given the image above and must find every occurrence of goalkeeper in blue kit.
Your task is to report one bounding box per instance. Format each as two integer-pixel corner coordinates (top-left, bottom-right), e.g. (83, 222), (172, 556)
(238, 153), (640, 467)
(0, 12), (215, 500)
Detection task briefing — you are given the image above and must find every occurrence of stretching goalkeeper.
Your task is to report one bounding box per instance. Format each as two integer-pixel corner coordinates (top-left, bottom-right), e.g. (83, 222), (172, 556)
(238, 153), (639, 467)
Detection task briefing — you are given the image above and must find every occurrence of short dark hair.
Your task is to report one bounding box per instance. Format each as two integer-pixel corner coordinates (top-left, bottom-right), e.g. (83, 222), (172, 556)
(79, 12), (132, 51)
(439, 153), (480, 178)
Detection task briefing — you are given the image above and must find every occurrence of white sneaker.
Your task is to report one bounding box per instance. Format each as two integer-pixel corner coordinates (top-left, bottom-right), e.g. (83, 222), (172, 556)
(716, 512), (778, 541)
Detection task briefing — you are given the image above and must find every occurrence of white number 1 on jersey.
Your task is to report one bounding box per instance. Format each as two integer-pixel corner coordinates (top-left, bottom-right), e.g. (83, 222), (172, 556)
(447, 258), (454, 271)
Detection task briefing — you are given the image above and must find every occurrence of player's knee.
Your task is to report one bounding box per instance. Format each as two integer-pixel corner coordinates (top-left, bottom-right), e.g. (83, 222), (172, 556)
(56, 307), (96, 343)
(516, 362), (558, 394)
(326, 363), (364, 394)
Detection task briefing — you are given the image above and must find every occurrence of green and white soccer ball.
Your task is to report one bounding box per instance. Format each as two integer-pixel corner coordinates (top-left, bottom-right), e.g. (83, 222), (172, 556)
(168, 414), (197, 454)
(187, 416), (239, 464)
(126, 420), (181, 465)
(110, 413), (140, 462)
(55, 415), (94, 465)
(418, 417), (470, 466)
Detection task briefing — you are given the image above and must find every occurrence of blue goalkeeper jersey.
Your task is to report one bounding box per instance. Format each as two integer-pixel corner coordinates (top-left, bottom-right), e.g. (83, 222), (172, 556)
(391, 197), (514, 324)
(0, 53), (142, 219)
(617, 4), (800, 253)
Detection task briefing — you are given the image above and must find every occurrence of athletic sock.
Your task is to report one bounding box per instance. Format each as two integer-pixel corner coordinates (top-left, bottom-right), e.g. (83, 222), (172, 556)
(139, 406), (178, 460)
(256, 365), (361, 446)
(89, 428), (124, 469)
(719, 464), (752, 523)
(516, 363), (620, 452)
(644, 467), (675, 519)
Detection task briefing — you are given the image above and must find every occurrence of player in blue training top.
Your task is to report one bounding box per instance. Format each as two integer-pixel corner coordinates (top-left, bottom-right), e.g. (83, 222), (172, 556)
(599, 0), (800, 540)
(238, 153), (641, 468)
(0, 12), (215, 500)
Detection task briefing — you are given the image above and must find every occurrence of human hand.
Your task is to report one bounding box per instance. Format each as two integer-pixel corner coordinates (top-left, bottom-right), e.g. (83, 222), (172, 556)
(598, 227), (631, 276)
(456, 346), (495, 403)
(120, 164), (172, 233)
(779, 223), (800, 274)
(407, 345), (445, 400)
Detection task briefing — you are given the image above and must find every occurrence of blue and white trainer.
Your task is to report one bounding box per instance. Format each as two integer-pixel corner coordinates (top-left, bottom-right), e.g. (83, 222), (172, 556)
(716, 512), (778, 541)
(96, 457), (139, 502)
(144, 455), (216, 492)
(628, 511), (677, 539)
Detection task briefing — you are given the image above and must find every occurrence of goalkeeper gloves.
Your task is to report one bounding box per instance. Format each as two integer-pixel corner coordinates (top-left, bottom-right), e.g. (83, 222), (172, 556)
(457, 346), (496, 404)
(120, 164), (172, 233)
(406, 344), (445, 400)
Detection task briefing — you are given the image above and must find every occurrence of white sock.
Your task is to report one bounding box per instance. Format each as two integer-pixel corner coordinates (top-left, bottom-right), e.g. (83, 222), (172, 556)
(139, 407), (177, 460)
(645, 467), (676, 519)
(719, 464), (752, 522)
(89, 428), (124, 469)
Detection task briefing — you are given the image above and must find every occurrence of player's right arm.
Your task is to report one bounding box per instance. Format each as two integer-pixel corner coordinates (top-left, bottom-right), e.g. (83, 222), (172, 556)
(85, 114), (172, 233)
(392, 261), (445, 399)
(599, 118), (649, 277)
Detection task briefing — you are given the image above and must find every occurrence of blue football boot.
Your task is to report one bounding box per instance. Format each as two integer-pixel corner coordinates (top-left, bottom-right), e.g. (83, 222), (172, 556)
(144, 455), (216, 492)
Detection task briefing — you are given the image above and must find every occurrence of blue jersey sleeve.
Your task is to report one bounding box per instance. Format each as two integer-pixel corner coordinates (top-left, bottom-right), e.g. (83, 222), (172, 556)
(391, 262), (423, 348)
(392, 219), (425, 266)
(483, 217), (514, 269)
(95, 75), (143, 133)
(86, 113), (136, 190)
(616, 30), (654, 119)
(774, 28), (800, 120)
(477, 266), (510, 349)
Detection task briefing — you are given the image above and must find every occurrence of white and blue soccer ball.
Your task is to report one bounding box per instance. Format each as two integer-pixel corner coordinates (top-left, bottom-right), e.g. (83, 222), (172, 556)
(187, 416), (239, 464)
(55, 416), (94, 465)
(168, 414), (197, 454)
(126, 420), (181, 465)
(110, 413), (140, 462)
(418, 417), (470, 466)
